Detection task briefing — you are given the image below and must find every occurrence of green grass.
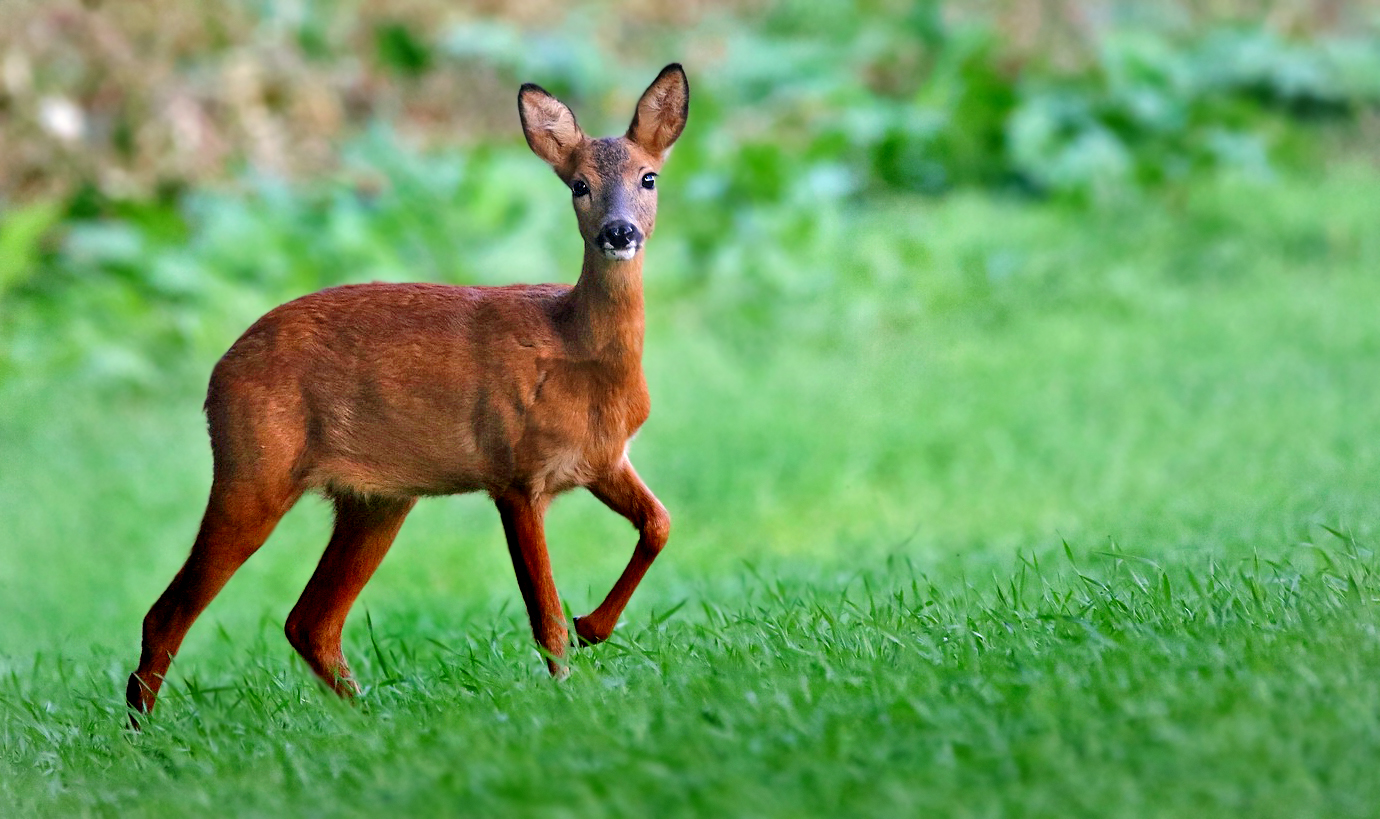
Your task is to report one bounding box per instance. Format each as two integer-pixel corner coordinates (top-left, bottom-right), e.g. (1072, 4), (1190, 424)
(3, 164), (1380, 816)
(5, 548), (1380, 817)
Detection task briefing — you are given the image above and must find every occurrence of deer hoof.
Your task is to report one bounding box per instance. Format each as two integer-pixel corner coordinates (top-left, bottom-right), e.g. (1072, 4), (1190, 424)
(573, 615), (609, 647)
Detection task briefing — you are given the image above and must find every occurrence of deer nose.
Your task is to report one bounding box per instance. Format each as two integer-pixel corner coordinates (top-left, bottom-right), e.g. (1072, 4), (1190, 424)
(598, 221), (642, 250)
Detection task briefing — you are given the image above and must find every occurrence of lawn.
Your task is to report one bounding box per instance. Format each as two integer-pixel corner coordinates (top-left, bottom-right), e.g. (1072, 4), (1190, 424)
(2, 163), (1379, 817)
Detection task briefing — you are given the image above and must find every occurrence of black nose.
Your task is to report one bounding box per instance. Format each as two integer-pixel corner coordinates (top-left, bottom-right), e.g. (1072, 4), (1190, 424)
(598, 221), (641, 249)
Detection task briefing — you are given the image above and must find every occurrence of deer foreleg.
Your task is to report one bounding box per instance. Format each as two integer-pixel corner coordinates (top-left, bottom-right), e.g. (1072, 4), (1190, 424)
(575, 460), (670, 646)
(495, 493), (569, 676)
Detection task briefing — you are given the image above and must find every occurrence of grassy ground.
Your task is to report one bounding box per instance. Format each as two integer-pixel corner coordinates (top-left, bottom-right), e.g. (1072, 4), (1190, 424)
(2, 164), (1379, 816)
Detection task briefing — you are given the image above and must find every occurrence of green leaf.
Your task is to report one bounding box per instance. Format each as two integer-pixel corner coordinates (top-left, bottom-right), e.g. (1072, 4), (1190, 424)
(0, 201), (62, 297)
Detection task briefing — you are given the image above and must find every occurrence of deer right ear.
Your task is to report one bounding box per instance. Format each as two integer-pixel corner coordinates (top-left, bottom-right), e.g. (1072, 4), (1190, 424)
(519, 84), (584, 174)
(627, 64), (689, 159)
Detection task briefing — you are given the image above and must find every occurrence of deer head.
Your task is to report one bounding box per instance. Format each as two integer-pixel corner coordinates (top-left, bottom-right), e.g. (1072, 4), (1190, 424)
(518, 64), (689, 262)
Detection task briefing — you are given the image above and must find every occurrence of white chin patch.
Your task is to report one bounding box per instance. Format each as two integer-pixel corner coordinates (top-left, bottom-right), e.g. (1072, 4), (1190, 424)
(602, 245), (639, 261)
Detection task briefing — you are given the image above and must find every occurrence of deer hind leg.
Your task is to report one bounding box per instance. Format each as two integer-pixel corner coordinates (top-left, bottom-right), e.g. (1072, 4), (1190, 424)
(574, 459), (670, 647)
(126, 477), (302, 721)
(285, 494), (415, 695)
(494, 493), (569, 676)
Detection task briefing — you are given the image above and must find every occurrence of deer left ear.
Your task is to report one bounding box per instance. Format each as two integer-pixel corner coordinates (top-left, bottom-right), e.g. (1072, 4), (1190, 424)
(519, 83), (585, 175)
(627, 63), (689, 159)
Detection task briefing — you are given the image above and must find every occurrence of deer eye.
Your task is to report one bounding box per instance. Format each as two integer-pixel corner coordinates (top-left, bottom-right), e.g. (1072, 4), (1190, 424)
(572, 180), (590, 197)
(641, 173), (657, 190)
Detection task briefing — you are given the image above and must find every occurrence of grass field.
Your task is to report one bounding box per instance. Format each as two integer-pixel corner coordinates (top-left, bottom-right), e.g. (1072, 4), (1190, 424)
(3, 163), (1380, 816)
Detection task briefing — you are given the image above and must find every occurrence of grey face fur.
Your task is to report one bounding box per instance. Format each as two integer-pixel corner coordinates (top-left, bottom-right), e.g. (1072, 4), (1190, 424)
(575, 138), (651, 260)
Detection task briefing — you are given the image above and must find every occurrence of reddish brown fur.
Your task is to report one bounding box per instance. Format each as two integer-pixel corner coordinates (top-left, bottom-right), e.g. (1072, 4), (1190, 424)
(126, 65), (689, 723)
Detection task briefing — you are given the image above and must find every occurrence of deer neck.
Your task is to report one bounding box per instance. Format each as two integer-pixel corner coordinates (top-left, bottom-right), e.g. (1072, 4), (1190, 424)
(566, 245), (647, 365)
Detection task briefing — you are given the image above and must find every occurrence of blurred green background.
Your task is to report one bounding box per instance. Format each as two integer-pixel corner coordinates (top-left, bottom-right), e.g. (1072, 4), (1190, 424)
(4, 0), (1380, 646)
(2, 2), (1380, 812)
(3, 0), (1380, 652)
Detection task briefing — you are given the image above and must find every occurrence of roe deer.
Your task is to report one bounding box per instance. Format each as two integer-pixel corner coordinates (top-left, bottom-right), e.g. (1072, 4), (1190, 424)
(126, 64), (689, 722)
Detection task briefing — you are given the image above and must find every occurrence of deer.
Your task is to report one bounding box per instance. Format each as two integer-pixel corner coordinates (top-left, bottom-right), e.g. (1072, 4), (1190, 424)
(125, 64), (689, 723)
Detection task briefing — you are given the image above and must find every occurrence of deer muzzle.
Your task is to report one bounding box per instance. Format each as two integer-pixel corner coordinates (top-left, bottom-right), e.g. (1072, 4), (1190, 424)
(597, 220), (643, 260)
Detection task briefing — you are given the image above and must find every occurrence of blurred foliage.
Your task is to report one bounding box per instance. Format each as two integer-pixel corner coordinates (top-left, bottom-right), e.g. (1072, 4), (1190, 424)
(0, 0), (755, 202)
(2, 0), (1375, 201)
(1, 0), (1378, 384)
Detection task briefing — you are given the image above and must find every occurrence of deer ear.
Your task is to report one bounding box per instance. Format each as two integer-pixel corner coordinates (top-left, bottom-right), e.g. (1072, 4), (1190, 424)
(627, 64), (689, 159)
(519, 83), (585, 173)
